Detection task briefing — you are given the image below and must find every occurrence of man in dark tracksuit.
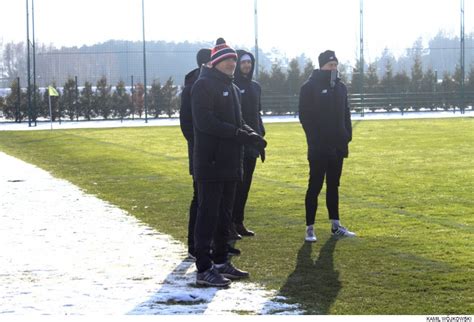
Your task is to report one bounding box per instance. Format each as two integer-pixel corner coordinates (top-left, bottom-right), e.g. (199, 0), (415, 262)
(179, 48), (211, 259)
(231, 50), (266, 237)
(299, 50), (356, 242)
(191, 38), (266, 287)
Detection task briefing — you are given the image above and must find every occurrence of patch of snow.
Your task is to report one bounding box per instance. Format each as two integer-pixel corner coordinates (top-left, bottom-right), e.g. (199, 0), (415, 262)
(0, 152), (300, 315)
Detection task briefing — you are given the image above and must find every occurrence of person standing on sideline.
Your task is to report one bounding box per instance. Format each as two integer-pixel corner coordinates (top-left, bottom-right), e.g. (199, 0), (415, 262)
(299, 50), (355, 242)
(231, 50), (266, 238)
(191, 38), (266, 287)
(179, 48), (211, 259)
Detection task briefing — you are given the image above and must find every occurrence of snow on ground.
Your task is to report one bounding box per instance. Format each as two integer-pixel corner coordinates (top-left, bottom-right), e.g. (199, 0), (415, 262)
(0, 152), (301, 315)
(0, 110), (472, 132)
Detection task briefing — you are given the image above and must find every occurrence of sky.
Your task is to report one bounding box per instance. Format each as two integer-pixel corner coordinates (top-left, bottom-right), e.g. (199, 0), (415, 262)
(0, 0), (472, 65)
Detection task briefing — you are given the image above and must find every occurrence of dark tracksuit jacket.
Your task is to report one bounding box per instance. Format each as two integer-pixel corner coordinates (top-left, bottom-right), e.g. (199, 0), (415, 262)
(232, 50), (266, 225)
(191, 65), (254, 271)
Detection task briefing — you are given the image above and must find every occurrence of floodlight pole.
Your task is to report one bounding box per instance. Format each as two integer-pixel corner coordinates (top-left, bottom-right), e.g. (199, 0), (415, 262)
(32, 0), (37, 126)
(359, 0), (365, 117)
(460, 0), (465, 114)
(142, 0), (148, 123)
(26, 0), (32, 127)
(254, 0), (259, 80)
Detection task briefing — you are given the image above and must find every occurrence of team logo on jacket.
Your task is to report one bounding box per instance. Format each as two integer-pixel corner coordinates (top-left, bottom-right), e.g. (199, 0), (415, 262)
(223, 91), (229, 96)
(321, 89), (328, 94)
(240, 89), (246, 94)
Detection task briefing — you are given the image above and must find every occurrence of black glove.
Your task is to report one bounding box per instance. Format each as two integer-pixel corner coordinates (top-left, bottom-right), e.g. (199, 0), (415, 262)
(252, 136), (266, 162)
(235, 128), (261, 145)
(260, 148), (266, 163)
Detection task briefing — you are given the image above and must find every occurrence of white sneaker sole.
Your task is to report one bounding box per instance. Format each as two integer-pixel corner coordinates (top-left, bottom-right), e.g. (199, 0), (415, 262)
(305, 237), (317, 242)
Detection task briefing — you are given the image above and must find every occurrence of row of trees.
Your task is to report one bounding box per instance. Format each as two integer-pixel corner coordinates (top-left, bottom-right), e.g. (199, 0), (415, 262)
(1, 54), (473, 121)
(0, 76), (178, 122)
(258, 55), (474, 96)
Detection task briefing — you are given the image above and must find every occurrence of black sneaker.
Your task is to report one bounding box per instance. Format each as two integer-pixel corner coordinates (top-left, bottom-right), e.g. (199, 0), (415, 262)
(196, 265), (231, 287)
(215, 262), (249, 280)
(187, 251), (196, 261)
(228, 226), (242, 241)
(235, 223), (255, 237)
(227, 245), (241, 256)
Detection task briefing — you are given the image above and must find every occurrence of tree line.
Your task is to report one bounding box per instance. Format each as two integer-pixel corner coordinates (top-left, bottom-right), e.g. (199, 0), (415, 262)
(0, 76), (179, 122)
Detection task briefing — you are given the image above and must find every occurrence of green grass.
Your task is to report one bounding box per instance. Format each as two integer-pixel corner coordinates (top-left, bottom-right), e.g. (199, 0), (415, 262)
(0, 118), (473, 314)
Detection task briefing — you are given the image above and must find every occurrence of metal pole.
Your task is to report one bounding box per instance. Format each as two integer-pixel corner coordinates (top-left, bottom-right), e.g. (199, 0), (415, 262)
(49, 90), (53, 130)
(141, 0), (148, 123)
(26, 0), (32, 127)
(75, 76), (79, 121)
(16, 77), (21, 123)
(131, 75), (135, 120)
(460, 0), (465, 114)
(359, 0), (364, 117)
(254, 0), (259, 80)
(32, 0), (37, 126)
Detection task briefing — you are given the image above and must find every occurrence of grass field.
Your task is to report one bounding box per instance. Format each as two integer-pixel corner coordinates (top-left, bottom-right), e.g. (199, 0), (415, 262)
(0, 118), (473, 314)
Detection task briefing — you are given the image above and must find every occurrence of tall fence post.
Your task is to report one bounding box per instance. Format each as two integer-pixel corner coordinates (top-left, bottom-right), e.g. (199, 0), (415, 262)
(75, 76), (79, 121)
(16, 77), (21, 123)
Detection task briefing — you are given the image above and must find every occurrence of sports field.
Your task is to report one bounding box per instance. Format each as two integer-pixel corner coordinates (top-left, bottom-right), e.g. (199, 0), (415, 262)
(0, 118), (472, 314)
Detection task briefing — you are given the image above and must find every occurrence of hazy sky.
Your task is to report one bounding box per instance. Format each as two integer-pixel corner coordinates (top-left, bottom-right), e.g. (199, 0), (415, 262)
(1, 0), (471, 65)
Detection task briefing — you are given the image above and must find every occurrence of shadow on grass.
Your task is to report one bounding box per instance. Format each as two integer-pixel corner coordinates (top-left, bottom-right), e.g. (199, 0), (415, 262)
(279, 238), (340, 314)
(128, 259), (220, 314)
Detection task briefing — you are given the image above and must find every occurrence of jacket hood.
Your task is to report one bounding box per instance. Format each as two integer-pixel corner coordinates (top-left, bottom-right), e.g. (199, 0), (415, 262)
(234, 50), (255, 81)
(196, 48), (211, 67)
(184, 68), (200, 86)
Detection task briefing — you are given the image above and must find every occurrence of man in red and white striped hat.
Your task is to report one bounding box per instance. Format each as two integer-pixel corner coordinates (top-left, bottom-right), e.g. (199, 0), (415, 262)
(191, 38), (266, 287)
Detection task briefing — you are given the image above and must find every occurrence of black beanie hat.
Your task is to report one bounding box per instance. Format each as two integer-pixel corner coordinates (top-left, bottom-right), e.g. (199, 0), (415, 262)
(210, 38), (237, 67)
(318, 50), (338, 68)
(196, 48), (211, 67)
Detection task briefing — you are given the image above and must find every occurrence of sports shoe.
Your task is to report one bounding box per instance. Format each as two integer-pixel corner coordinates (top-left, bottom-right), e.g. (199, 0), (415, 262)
(229, 224), (242, 240)
(215, 262), (249, 280)
(235, 223), (255, 237)
(196, 265), (231, 287)
(305, 225), (317, 242)
(331, 225), (356, 238)
(227, 245), (241, 256)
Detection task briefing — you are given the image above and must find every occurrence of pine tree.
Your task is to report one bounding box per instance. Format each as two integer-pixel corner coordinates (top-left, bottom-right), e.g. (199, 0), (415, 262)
(112, 80), (130, 121)
(286, 58), (301, 95)
(300, 60), (314, 85)
(149, 80), (163, 118)
(381, 59), (394, 93)
(61, 77), (77, 121)
(5, 79), (27, 122)
(467, 65), (474, 91)
(393, 70), (410, 92)
(421, 68), (437, 92)
(161, 77), (178, 118)
(410, 54), (423, 92)
(80, 81), (94, 120)
(365, 62), (379, 93)
(133, 83), (145, 118)
(95, 76), (112, 119)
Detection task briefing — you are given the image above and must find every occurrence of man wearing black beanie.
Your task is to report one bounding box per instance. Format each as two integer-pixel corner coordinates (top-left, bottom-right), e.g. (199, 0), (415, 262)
(191, 38), (266, 287)
(299, 50), (355, 242)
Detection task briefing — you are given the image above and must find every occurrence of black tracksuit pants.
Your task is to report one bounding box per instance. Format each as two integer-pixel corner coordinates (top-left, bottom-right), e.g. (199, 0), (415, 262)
(194, 181), (236, 273)
(232, 156), (257, 225)
(187, 180), (198, 254)
(305, 156), (344, 226)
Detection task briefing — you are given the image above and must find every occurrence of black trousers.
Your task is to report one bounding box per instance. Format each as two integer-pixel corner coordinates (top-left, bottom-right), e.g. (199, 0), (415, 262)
(232, 156), (257, 225)
(194, 181), (236, 273)
(187, 180), (198, 253)
(305, 156), (344, 226)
